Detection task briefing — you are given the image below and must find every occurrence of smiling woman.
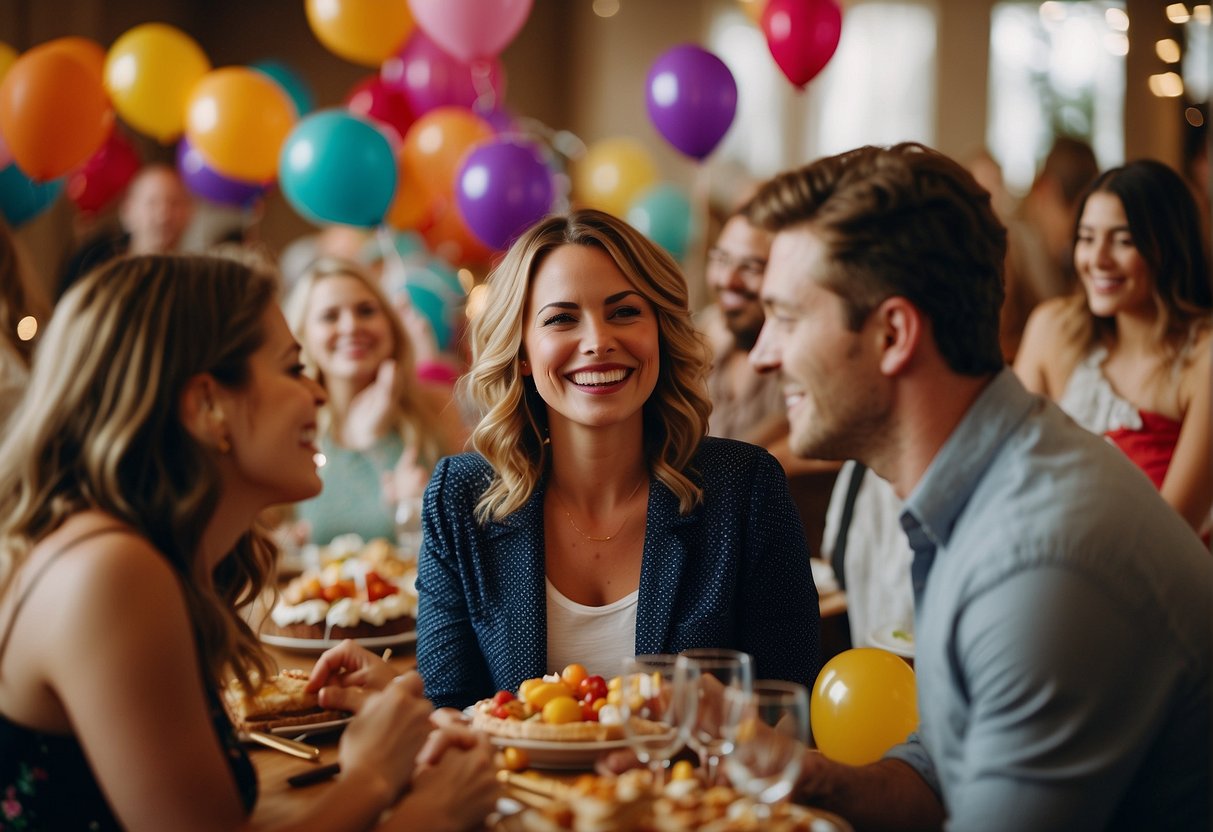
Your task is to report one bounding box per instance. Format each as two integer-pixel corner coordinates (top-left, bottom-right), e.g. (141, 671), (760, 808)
(415, 209), (823, 711)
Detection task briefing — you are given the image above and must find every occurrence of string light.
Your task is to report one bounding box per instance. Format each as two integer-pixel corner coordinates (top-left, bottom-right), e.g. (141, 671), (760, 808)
(1148, 72), (1185, 97)
(16, 316), (37, 341)
(1166, 4), (1192, 24)
(1156, 38), (1182, 63)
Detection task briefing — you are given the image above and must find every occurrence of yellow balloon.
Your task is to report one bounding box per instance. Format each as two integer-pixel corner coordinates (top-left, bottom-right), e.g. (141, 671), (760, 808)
(185, 67), (296, 183)
(0, 42), (16, 84)
(104, 23), (210, 143)
(737, 0), (767, 25)
(306, 0), (415, 67)
(810, 648), (919, 766)
(573, 137), (660, 218)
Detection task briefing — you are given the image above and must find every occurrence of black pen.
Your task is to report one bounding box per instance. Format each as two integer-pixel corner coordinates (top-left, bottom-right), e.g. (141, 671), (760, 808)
(287, 762), (340, 788)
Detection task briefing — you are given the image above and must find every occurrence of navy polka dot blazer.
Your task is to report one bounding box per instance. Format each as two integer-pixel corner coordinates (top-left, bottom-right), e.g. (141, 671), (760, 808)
(415, 436), (822, 709)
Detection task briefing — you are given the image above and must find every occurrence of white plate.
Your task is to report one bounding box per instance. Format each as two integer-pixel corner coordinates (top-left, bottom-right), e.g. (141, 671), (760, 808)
(259, 630), (417, 653)
(270, 716), (352, 737)
(486, 735), (630, 770)
(867, 625), (915, 659)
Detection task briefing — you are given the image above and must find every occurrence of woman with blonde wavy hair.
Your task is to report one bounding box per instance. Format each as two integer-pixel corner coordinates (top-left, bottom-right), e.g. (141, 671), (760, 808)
(0, 254), (496, 831)
(284, 257), (464, 547)
(415, 209), (821, 709)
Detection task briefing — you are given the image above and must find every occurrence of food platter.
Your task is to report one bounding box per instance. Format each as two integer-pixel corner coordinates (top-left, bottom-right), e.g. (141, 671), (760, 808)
(866, 625), (915, 659)
(259, 629), (417, 653)
(486, 735), (630, 770)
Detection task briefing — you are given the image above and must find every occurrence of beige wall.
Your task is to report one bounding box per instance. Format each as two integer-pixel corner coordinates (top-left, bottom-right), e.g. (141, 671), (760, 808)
(3, 0), (1196, 300)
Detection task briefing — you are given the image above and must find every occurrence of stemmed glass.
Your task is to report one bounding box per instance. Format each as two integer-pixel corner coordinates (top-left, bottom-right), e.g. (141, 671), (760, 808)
(619, 654), (700, 786)
(679, 648), (753, 784)
(722, 680), (811, 815)
(393, 495), (423, 556)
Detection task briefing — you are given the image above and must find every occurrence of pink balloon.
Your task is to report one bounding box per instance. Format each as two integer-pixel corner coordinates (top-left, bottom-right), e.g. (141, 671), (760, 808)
(345, 75), (416, 145)
(380, 29), (506, 117)
(407, 0), (533, 64)
(762, 0), (842, 89)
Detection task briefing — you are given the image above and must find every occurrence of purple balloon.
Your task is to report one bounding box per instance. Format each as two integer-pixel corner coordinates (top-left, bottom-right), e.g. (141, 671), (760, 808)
(380, 29), (506, 118)
(456, 139), (555, 251)
(646, 44), (738, 161)
(176, 137), (267, 207)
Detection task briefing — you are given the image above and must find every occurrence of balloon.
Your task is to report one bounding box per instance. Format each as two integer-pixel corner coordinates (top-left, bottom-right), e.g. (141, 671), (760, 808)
(422, 197), (493, 265)
(37, 37), (106, 80)
(0, 42), (17, 83)
(646, 44), (737, 160)
(407, 0), (532, 63)
(456, 138), (554, 251)
(104, 23), (210, 142)
(306, 0), (415, 67)
(185, 67), (296, 183)
(738, 0), (767, 24)
(401, 106), (494, 199)
(345, 75), (415, 144)
(252, 59), (315, 117)
(279, 110), (397, 227)
(626, 183), (693, 261)
(0, 47), (113, 180)
(572, 137), (659, 218)
(762, 0), (843, 89)
(380, 29), (506, 118)
(386, 148), (432, 231)
(0, 134), (11, 170)
(177, 136), (267, 208)
(0, 163), (64, 227)
(68, 129), (142, 214)
(810, 648), (918, 766)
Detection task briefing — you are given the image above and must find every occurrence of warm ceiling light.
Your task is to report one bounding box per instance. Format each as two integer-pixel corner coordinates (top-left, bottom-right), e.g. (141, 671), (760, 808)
(593, 0), (620, 18)
(16, 315), (36, 341)
(1156, 38), (1182, 63)
(1194, 4), (1211, 23)
(1105, 33), (1130, 56)
(1185, 107), (1205, 127)
(1166, 3), (1191, 24)
(1106, 7), (1130, 31)
(1148, 72), (1185, 97)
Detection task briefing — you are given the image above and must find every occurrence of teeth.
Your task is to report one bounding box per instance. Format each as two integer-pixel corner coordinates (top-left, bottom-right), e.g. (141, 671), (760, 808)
(571, 368), (628, 386)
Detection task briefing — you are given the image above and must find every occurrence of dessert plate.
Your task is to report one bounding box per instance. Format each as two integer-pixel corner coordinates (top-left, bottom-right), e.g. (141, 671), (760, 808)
(485, 735), (630, 770)
(259, 630), (417, 653)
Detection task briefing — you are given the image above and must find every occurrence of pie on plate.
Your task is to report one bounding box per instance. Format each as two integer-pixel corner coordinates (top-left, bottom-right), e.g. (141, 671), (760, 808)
(223, 669), (348, 733)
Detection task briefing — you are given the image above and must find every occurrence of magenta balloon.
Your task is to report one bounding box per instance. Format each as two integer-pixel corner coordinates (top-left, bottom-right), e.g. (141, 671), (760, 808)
(345, 75), (416, 145)
(762, 0), (843, 89)
(380, 30), (506, 118)
(407, 0), (533, 63)
(456, 138), (554, 251)
(645, 44), (737, 161)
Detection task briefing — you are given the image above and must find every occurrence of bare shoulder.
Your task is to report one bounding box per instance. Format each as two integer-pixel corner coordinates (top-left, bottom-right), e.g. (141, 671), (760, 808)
(1179, 325), (1213, 403)
(1015, 297), (1080, 397)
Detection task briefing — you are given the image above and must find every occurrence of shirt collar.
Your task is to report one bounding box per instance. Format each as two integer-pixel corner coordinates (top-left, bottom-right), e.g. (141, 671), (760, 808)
(901, 368), (1036, 551)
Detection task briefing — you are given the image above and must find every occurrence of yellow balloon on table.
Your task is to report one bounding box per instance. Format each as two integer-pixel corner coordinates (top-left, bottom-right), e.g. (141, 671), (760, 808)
(306, 0), (415, 67)
(185, 67), (296, 184)
(104, 23), (210, 143)
(810, 647), (919, 766)
(572, 137), (659, 219)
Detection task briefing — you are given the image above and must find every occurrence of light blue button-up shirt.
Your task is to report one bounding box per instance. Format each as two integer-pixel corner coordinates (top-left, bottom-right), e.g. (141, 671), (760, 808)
(886, 369), (1211, 831)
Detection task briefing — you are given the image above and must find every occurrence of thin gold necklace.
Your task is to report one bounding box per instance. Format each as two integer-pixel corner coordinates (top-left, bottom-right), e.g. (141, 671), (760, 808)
(552, 477), (647, 542)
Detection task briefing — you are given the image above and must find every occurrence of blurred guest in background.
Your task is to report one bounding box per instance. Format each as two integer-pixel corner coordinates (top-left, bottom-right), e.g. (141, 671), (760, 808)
(416, 209), (821, 709)
(1015, 159), (1212, 538)
(285, 258), (463, 547)
(0, 253), (496, 830)
(56, 164), (195, 299)
(749, 143), (1210, 830)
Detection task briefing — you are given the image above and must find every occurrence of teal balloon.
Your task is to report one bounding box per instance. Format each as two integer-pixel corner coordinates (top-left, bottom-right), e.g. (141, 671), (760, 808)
(279, 110), (397, 227)
(627, 183), (693, 261)
(252, 59), (315, 117)
(403, 280), (451, 352)
(0, 163), (63, 227)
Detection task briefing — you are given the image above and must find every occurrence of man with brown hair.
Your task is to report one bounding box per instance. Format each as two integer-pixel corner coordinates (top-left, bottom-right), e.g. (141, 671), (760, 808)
(748, 143), (1210, 830)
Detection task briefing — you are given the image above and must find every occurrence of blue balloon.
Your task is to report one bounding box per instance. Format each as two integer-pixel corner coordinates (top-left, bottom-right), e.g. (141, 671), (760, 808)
(0, 164), (64, 227)
(627, 183), (694, 261)
(279, 110), (397, 228)
(252, 59), (315, 118)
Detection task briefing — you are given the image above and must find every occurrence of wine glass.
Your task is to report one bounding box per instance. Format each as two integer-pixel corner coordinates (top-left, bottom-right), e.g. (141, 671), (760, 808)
(619, 654), (700, 786)
(394, 495), (423, 556)
(678, 647), (753, 784)
(722, 680), (811, 814)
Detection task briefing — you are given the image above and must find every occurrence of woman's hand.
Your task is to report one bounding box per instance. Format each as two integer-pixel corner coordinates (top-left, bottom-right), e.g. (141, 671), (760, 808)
(381, 444), (429, 506)
(336, 672), (435, 802)
(341, 359), (397, 450)
(307, 639), (397, 694)
(383, 730), (499, 832)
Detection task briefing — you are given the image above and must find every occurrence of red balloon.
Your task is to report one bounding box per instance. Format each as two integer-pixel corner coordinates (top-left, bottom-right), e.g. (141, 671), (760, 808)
(761, 0), (842, 89)
(67, 129), (142, 214)
(345, 74), (415, 145)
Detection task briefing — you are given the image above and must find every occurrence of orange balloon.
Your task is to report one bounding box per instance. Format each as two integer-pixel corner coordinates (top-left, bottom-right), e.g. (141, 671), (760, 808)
(0, 48), (113, 180)
(35, 36), (105, 80)
(0, 42), (16, 84)
(737, 0), (768, 24)
(105, 23), (210, 143)
(401, 106), (493, 201)
(386, 147), (432, 231)
(185, 67), (296, 183)
(306, 0), (415, 67)
(810, 648), (919, 766)
(423, 197), (493, 266)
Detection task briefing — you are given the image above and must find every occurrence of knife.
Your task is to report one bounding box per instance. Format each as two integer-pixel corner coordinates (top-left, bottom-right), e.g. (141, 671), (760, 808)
(244, 729), (321, 762)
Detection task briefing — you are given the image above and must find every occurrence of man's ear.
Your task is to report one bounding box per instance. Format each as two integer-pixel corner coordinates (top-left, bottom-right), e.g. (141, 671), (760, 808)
(179, 373), (227, 449)
(873, 296), (922, 376)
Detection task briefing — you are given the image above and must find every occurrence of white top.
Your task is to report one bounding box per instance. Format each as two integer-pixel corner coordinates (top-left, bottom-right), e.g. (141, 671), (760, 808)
(545, 578), (638, 679)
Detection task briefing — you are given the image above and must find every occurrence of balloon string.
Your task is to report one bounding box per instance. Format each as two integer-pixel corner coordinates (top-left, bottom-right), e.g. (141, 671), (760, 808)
(469, 59), (496, 115)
